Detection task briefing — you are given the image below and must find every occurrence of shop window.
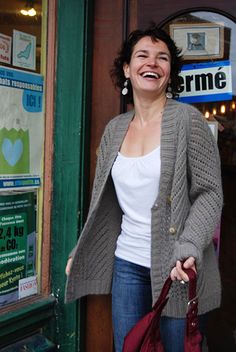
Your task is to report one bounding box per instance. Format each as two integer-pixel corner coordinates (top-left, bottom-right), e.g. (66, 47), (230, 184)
(163, 10), (236, 347)
(0, 0), (46, 308)
(163, 12), (236, 171)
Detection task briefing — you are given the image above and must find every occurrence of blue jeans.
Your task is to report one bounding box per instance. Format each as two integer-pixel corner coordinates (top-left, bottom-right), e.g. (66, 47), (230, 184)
(112, 257), (207, 352)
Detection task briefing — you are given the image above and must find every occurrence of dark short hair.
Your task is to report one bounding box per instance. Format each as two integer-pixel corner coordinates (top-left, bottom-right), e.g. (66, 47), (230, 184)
(110, 23), (183, 104)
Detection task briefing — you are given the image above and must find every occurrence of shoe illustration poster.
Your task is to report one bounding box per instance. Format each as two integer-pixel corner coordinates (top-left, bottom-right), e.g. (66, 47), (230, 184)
(0, 66), (44, 190)
(12, 30), (36, 71)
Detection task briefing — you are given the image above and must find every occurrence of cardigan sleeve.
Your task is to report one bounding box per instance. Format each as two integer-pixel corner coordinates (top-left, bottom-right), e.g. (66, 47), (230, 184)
(87, 120), (115, 216)
(68, 120), (114, 259)
(171, 107), (223, 269)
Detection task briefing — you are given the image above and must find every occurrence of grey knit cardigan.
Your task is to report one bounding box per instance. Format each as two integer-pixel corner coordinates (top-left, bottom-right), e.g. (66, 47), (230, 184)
(65, 99), (223, 318)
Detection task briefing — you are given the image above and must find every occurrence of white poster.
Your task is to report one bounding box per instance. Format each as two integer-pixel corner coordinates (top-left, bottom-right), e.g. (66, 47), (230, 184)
(0, 33), (12, 64)
(13, 30), (36, 71)
(0, 66), (44, 190)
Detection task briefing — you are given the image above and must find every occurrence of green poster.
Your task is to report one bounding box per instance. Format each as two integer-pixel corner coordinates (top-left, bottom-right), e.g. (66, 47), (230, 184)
(0, 192), (36, 306)
(0, 128), (30, 174)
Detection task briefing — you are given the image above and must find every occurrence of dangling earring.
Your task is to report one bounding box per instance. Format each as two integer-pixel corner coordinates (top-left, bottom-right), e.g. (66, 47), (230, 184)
(166, 84), (173, 99)
(122, 79), (128, 96)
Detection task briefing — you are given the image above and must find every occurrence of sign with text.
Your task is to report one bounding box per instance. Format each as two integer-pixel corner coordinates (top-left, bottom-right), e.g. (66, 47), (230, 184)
(19, 275), (37, 299)
(0, 192), (36, 306)
(178, 60), (232, 103)
(0, 66), (44, 190)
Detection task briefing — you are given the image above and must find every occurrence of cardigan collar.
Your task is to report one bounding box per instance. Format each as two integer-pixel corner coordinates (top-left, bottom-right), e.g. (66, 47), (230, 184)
(93, 98), (180, 220)
(107, 98), (178, 167)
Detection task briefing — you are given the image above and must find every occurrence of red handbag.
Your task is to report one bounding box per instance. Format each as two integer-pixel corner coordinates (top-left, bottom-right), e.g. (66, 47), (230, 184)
(122, 268), (202, 352)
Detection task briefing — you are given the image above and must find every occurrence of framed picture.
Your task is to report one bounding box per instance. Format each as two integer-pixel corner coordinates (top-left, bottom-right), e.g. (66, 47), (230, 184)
(170, 23), (224, 60)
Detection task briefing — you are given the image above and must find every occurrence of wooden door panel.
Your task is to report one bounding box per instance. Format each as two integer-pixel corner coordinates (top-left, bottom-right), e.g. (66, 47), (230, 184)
(87, 0), (123, 351)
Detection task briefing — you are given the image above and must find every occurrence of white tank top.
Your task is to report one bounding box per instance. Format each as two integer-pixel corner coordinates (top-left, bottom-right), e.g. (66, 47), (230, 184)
(111, 146), (161, 268)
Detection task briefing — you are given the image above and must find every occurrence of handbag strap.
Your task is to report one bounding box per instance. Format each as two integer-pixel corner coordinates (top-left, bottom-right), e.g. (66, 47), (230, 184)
(185, 269), (199, 337)
(152, 268), (199, 337)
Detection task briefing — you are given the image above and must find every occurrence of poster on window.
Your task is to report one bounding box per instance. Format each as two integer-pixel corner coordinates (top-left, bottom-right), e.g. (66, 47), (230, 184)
(12, 30), (36, 71)
(0, 66), (44, 190)
(0, 33), (12, 65)
(0, 192), (37, 306)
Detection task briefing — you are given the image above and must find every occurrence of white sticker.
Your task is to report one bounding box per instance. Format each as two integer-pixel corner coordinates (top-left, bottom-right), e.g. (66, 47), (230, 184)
(18, 275), (37, 299)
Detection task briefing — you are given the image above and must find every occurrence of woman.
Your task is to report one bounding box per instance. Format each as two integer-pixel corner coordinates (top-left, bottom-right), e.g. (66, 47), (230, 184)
(65, 24), (223, 352)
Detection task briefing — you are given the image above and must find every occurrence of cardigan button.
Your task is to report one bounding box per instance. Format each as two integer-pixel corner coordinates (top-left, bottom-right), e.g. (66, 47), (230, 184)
(169, 226), (176, 235)
(167, 195), (172, 204)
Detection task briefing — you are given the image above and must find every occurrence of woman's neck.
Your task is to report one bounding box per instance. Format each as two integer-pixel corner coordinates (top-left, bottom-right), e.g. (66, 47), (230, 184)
(133, 94), (167, 126)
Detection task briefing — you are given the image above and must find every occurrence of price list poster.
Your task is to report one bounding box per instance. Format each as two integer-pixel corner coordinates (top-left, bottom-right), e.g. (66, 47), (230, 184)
(0, 192), (36, 305)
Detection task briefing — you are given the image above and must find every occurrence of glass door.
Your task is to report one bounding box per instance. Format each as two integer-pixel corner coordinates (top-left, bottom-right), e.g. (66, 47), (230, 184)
(163, 11), (236, 350)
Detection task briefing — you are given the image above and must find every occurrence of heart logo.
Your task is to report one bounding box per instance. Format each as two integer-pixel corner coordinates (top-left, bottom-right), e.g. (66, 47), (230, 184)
(2, 138), (23, 166)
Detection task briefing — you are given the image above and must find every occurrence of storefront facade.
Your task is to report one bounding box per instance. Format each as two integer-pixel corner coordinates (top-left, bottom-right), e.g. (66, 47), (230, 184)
(0, 1), (235, 351)
(0, 0), (92, 351)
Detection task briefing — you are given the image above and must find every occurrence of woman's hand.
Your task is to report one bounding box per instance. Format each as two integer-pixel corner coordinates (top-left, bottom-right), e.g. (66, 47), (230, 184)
(65, 257), (73, 276)
(170, 257), (196, 282)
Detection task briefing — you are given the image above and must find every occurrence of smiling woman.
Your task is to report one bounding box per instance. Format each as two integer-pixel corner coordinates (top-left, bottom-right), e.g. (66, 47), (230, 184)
(111, 25), (182, 105)
(65, 23), (223, 352)
(118, 37), (171, 156)
(123, 37), (171, 107)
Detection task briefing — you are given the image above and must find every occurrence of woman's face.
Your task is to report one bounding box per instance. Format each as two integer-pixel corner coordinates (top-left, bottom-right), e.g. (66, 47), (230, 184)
(123, 36), (171, 99)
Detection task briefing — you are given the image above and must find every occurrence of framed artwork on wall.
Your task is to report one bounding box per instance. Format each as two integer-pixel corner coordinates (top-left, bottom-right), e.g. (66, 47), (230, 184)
(169, 23), (224, 60)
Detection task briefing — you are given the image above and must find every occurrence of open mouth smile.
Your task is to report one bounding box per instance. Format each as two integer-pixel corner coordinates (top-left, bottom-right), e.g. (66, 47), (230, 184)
(141, 72), (160, 79)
